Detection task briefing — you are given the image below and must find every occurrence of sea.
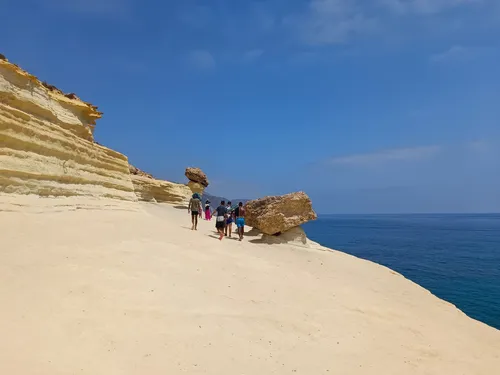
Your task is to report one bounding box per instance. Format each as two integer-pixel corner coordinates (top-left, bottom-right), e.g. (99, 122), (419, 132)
(302, 214), (500, 330)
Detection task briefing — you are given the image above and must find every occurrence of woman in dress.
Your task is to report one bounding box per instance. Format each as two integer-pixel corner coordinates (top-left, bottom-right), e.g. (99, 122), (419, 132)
(204, 200), (212, 221)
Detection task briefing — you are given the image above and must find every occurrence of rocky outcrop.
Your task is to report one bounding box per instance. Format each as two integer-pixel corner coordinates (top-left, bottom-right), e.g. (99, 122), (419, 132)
(185, 167), (208, 195)
(131, 175), (191, 204)
(185, 167), (208, 186)
(129, 164), (153, 179)
(129, 164), (190, 204)
(245, 191), (317, 235)
(186, 181), (205, 195)
(0, 56), (137, 200)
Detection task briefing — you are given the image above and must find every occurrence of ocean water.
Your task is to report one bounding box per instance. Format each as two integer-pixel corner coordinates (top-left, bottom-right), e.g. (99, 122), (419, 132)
(302, 214), (500, 330)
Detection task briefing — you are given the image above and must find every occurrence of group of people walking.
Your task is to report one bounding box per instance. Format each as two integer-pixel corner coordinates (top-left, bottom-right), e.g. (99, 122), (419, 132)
(188, 193), (246, 241)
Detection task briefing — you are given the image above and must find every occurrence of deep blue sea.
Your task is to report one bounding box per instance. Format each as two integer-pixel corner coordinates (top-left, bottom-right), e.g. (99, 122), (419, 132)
(302, 214), (500, 330)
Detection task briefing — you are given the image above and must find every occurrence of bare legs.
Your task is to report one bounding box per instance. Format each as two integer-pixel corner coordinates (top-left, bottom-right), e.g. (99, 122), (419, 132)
(191, 213), (198, 230)
(226, 223), (233, 237)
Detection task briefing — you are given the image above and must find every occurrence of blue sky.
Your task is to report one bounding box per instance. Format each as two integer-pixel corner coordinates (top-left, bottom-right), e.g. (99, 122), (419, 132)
(2, 0), (499, 213)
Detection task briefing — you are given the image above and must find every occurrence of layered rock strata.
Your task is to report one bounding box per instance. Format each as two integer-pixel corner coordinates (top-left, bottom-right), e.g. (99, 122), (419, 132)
(245, 191), (317, 235)
(0, 57), (137, 200)
(129, 164), (191, 204)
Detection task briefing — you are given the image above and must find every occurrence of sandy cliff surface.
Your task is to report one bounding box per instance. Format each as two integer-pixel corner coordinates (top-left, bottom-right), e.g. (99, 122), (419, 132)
(131, 174), (191, 204)
(129, 164), (192, 204)
(1, 194), (498, 375)
(0, 58), (137, 200)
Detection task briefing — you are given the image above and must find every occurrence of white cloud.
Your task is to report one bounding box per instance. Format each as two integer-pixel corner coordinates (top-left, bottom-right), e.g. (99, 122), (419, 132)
(187, 50), (216, 70)
(465, 140), (495, 158)
(327, 145), (441, 166)
(428, 45), (495, 63)
(242, 49), (264, 63)
(285, 0), (379, 46)
(430, 45), (469, 63)
(380, 0), (483, 15)
(467, 140), (490, 151)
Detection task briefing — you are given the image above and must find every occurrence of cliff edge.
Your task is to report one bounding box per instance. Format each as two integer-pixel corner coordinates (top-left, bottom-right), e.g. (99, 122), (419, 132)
(129, 164), (191, 204)
(0, 57), (137, 201)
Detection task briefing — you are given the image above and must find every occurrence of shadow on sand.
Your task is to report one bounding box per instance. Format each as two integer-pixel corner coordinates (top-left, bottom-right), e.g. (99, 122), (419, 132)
(173, 205), (188, 210)
(249, 238), (272, 244)
(249, 228), (308, 247)
(243, 228), (261, 237)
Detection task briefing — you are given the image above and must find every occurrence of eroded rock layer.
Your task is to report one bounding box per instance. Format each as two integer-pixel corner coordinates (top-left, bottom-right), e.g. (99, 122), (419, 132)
(131, 175), (191, 205)
(0, 57), (137, 201)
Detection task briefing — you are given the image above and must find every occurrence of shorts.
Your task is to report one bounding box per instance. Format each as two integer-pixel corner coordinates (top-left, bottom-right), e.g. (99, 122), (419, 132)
(191, 211), (199, 217)
(226, 217), (234, 225)
(236, 217), (245, 228)
(216, 216), (225, 229)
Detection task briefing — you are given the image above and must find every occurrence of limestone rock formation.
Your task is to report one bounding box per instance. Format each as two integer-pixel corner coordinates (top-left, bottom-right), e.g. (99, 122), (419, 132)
(128, 164), (190, 204)
(0, 56), (137, 200)
(129, 164), (139, 175)
(185, 167), (209, 187)
(187, 181), (205, 195)
(131, 174), (191, 205)
(245, 191), (317, 235)
(129, 164), (153, 179)
(185, 167), (208, 195)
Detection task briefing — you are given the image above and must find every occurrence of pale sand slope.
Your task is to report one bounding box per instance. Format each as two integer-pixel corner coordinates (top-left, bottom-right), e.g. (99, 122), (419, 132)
(1, 195), (499, 375)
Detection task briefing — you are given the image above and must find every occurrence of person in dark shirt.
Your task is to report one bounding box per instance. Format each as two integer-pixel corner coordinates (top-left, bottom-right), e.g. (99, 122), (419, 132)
(234, 202), (246, 241)
(212, 200), (228, 240)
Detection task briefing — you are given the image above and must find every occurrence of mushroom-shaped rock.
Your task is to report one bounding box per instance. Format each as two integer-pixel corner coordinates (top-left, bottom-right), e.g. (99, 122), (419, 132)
(245, 192), (317, 235)
(185, 167), (209, 187)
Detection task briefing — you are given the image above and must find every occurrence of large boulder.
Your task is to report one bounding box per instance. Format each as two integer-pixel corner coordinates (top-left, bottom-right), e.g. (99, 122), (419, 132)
(245, 192), (317, 235)
(185, 167), (209, 187)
